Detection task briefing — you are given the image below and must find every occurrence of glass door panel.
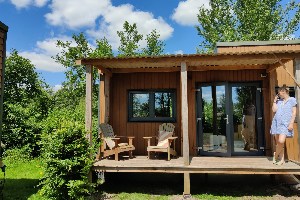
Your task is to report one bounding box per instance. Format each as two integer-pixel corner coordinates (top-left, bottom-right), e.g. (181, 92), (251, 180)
(197, 83), (230, 156)
(231, 86), (258, 153)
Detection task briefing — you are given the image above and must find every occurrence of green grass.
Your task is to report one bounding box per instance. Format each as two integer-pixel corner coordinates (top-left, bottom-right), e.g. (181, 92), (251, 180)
(0, 158), (299, 200)
(0, 158), (45, 200)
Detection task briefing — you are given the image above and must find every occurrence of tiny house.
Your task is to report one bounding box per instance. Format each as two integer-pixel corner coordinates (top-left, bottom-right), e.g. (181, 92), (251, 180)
(78, 39), (300, 195)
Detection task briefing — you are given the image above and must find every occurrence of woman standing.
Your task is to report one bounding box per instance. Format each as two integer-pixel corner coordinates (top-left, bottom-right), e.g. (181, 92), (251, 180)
(270, 84), (297, 165)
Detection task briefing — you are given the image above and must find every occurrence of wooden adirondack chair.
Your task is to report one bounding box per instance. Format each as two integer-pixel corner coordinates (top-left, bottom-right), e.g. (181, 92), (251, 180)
(143, 123), (177, 161)
(97, 123), (135, 161)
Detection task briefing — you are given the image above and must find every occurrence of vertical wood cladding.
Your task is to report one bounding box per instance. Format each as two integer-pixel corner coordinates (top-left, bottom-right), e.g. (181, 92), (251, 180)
(110, 72), (181, 156)
(109, 69), (270, 156)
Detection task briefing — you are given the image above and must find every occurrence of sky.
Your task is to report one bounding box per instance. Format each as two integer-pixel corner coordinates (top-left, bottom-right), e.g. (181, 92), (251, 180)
(0, 0), (299, 91)
(0, 0), (211, 90)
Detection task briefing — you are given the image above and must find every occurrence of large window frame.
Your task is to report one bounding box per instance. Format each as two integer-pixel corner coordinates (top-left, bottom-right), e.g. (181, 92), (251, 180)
(128, 89), (177, 123)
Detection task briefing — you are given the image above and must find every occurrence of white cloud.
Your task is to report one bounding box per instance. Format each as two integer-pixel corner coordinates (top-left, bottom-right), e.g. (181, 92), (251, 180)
(34, 0), (49, 7)
(174, 50), (183, 55)
(19, 51), (65, 72)
(6, 51), (10, 57)
(52, 84), (62, 92)
(45, 0), (111, 29)
(44, 1), (173, 51)
(17, 35), (77, 72)
(9, 0), (49, 9)
(171, 0), (210, 26)
(86, 3), (174, 50)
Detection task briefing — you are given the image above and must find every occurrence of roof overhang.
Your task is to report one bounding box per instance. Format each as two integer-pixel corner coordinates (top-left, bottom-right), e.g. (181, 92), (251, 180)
(76, 50), (300, 72)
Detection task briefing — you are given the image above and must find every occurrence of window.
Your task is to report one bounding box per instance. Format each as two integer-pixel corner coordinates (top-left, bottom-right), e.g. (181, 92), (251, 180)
(128, 89), (177, 122)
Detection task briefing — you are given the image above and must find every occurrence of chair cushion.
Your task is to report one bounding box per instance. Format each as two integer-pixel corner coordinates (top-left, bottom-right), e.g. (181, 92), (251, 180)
(157, 131), (173, 147)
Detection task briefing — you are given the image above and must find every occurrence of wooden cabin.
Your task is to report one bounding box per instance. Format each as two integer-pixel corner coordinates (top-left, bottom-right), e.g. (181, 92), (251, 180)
(78, 40), (300, 195)
(0, 21), (8, 153)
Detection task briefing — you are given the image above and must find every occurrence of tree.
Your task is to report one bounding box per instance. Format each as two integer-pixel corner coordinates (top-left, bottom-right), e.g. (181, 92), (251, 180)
(53, 33), (114, 108)
(117, 21), (143, 56)
(142, 29), (166, 56)
(3, 49), (52, 156)
(196, 0), (300, 52)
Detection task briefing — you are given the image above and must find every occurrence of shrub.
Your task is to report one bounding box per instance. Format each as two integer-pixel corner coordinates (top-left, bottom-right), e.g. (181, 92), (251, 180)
(40, 121), (95, 199)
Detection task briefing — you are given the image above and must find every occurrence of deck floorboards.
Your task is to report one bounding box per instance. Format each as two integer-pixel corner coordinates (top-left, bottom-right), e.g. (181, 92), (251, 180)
(92, 156), (300, 175)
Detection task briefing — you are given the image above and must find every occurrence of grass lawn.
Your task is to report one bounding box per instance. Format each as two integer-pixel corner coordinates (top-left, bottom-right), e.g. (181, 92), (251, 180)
(0, 158), (299, 199)
(0, 158), (45, 200)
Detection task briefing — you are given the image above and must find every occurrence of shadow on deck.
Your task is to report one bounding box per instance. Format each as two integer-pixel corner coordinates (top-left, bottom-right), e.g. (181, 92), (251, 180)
(92, 156), (300, 175)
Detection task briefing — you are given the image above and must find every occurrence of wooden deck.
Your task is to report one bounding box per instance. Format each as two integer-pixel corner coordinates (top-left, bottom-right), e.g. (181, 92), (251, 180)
(92, 156), (300, 175)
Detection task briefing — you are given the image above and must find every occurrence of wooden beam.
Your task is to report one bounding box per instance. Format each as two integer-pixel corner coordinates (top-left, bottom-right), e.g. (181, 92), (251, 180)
(85, 65), (93, 147)
(273, 55), (300, 88)
(269, 70), (276, 154)
(95, 65), (112, 77)
(78, 53), (300, 66)
(111, 67), (180, 73)
(189, 64), (267, 71)
(294, 58), (300, 161)
(266, 59), (290, 73)
(181, 61), (189, 166)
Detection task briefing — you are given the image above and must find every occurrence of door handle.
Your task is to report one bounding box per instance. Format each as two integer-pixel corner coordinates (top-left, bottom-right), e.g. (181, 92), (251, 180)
(223, 115), (229, 124)
(197, 118), (201, 122)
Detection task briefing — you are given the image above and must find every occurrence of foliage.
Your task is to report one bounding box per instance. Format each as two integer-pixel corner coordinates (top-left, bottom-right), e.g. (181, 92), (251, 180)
(3, 49), (52, 157)
(196, 0), (300, 52)
(40, 118), (95, 199)
(117, 21), (143, 56)
(53, 33), (114, 108)
(142, 29), (166, 56)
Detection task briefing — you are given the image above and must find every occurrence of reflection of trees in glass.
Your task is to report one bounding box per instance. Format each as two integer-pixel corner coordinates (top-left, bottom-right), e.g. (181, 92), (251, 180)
(133, 94), (149, 117)
(218, 94), (226, 135)
(235, 87), (255, 124)
(155, 93), (172, 117)
(202, 99), (213, 133)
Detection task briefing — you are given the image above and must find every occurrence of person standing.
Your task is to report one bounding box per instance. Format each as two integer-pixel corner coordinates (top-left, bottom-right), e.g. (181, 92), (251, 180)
(270, 84), (297, 165)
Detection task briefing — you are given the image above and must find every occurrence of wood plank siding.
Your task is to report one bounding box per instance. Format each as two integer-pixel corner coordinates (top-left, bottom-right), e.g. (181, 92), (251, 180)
(109, 72), (182, 156)
(218, 44), (300, 54)
(109, 69), (270, 156)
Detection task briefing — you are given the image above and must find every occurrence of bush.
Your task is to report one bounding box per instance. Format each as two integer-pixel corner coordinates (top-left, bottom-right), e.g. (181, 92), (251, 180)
(40, 121), (95, 199)
(3, 146), (32, 165)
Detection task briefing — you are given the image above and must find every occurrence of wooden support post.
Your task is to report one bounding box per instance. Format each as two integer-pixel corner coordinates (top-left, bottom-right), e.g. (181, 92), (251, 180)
(183, 172), (191, 197)
(86, 65), (93, 182)
(269, 70), (276, 154)
(104, 74), (110, 123)
(294, 58), (300, 161)
(86, 65), (93, 147)
(181, 61), (189, 166)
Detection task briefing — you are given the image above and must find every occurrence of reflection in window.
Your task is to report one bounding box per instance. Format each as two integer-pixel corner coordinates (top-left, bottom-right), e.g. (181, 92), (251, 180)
(155, 93), (172, 117)
(128, 90), (176, 122)
(133, 94), (149, 117)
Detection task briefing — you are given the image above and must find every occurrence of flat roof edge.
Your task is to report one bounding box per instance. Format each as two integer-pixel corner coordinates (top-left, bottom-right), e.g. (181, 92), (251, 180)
(216, 40), (300, 47)
(0, 21), (8, 32)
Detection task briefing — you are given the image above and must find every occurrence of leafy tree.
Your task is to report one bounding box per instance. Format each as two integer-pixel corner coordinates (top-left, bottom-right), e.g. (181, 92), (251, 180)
(196, 0), (300, 52)
(142, 29), (166, 55)
(117, 21), (143, 56)
(53, 33), (113, 109)
(3, 49), (52, 156)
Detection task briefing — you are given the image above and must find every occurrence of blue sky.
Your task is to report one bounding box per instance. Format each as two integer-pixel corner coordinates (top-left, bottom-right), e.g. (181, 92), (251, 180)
(0, 0), (299, 91)
(0, 0), (209, 90)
